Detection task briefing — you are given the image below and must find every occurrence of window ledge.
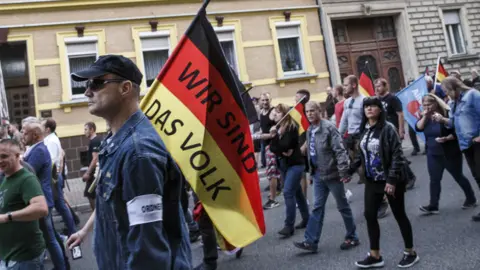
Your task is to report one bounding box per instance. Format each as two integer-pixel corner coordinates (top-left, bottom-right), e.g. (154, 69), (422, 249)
(446, 54), (479, 63)
(60, 98), (89, 107)
(276, 73), (318, 86)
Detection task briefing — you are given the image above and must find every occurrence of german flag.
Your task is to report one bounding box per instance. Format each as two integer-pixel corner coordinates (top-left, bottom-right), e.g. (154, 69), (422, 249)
(435, 57), (448, 83)
(140, 3), (265, 248)
(289, 98), (310, 134)
(359, 72), (375, 97)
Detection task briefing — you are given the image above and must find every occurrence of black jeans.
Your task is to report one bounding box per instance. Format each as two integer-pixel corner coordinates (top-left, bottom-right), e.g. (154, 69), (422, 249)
(364, 181), (413, 250)
(427, 153), (476, 207)
(464, 143), (480, 190)
(193, 193), (218, 269)
(408, 126), (420, 152)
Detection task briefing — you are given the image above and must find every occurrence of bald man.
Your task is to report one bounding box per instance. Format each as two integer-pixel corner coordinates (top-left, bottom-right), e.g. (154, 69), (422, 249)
(22, 120), (69, 270)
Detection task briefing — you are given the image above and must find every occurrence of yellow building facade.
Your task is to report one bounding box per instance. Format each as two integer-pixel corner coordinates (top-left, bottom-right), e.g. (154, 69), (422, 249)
(0, 0), (330, 177)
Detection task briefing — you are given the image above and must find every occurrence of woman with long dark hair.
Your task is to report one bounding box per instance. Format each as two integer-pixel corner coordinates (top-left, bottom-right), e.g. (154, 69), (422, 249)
(349, 97), (419, 268)
(432, 77), (480, 221)
(416, 94), (477, 214)
(270, 103), (310, 237)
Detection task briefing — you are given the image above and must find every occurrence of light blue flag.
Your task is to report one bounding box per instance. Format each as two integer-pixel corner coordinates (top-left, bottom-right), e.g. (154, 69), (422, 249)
(396, 75), (428, 142)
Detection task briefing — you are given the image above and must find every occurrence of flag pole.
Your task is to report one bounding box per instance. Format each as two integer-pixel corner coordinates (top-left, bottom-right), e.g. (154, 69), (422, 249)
(274, 95), (307, 128)
(202, 0), (211, 10)
(434, 55), (441, 84)
(241, 86), (254, 97)
(364, 60), (375, 83)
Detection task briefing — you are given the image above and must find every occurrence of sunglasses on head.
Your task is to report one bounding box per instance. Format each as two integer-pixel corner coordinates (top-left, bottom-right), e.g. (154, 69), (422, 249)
(86, 78), (127, 91)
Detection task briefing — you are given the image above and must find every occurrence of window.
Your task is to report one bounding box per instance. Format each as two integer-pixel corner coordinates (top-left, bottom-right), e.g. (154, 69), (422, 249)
(276, 23), (305, 75)
(65, 37), (98, 98)
(215, 27), (239, 75)
(375, 17), (396, 39)
(443, 10), (466, 55)
(332, 21), (347, 43)
(140, 31), (170, 87)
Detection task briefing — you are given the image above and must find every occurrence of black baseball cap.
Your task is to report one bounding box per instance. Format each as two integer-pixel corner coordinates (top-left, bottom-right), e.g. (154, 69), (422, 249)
(71, 54), (143, 85)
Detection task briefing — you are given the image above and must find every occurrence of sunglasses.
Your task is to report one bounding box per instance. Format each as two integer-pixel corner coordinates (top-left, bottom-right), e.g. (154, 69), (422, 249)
(348, 98), (355, 109)
(86, 79), (126, 91)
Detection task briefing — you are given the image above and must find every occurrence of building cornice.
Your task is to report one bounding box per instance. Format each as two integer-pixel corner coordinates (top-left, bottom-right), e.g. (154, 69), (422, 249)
(0, 5), (320, 29)
(0, 0), (198, 12)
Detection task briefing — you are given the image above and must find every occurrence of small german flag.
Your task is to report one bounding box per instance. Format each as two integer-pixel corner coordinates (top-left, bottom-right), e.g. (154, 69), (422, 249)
(359, 72), (375, 97)
(140, 2), (265, 248)
(289, 98), (310, 135)
(435, 56), (449, 83)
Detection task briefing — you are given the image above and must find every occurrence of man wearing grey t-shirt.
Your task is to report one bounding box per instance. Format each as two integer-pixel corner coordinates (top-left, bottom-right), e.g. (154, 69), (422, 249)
(339, 75), (366, 184)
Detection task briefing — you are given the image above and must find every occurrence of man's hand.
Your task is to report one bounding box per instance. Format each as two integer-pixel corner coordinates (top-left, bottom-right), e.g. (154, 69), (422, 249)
(300, 143), (307, 155)
(67, 229), (88, 249)
(399, 128), (405, 140)
(0, 214), (7, 224)
(82, 173), (91, 183)
(340, 176), (351, 183)
(385, 183), (396, 196)
(432, 112), (445, 123)
(473, 137), (480, 143)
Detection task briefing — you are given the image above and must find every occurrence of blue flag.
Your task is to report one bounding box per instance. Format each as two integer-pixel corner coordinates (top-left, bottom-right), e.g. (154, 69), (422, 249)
(396, 75), (428, 142)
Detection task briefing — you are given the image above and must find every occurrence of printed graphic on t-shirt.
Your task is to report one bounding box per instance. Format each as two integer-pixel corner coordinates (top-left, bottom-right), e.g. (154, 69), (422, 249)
(361, 134), (384, 181)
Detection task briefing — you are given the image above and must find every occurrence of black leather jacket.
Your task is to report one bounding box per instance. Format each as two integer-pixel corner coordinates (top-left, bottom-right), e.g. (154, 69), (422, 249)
(349, 122), (407, 185)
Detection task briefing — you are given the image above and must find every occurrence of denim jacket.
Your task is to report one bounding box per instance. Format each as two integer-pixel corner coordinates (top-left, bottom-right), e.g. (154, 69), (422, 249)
(447, 89), (480, 151)
(93, 110), (191, 270)
(307, 119), (350, 181)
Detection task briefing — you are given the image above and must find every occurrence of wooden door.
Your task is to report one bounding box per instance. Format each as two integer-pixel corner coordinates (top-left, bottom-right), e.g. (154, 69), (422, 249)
(7, 84), (35, 125)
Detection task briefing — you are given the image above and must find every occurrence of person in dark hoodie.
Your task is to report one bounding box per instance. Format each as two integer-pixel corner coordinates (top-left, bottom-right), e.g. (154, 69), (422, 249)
(349, 97), (419, 269)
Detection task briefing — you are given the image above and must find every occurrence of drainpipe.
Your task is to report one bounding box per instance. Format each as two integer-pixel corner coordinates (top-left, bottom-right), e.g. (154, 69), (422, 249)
(315, 0), (337, 86)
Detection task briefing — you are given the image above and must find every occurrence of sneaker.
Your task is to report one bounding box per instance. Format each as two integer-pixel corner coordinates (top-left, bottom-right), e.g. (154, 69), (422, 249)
(355, 253), (384, 268)
(411, 149), (419, 156)
(189, 230), (201, 243)
(398, 251), (420, 268)
(462, 200), (478, 209)
(378, 200), (389, 219)
(419, 205), (439, 215)
(294, 220), (308, 229)
(293, 241), (317, 252)
(340, 239), (360, 250)
(263, 199), (280, 210)
(472, 212), (480, 222)
(278, 226), (294, 237)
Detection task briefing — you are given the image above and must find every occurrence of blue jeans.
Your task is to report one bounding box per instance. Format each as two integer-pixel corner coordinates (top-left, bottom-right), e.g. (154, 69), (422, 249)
(260, 141), (267, 167)
(427, 153), (476, 207)
(282, 165), (309, 229)
(0, 250), (45, 270)
(54, 174), (76, 236)
(304, 175), (358, 247)
(39, 210), (66, 270)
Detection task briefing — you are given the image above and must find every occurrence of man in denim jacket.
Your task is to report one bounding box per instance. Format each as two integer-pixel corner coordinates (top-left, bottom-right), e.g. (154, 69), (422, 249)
(294, 101), (359, 253)
(66, 55), (192, 270)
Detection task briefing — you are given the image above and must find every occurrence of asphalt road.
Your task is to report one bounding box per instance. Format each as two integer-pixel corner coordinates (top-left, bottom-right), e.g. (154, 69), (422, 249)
(48, 150), (480, 270)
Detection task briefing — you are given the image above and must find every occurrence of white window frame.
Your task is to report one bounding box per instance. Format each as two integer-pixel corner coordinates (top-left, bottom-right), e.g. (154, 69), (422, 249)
(139, 30), (171, 89)
(213, 26), (240, 76)
(439, 7), (474, 58)
(64, 36), (98, 99)
(275, 21), (306, 76)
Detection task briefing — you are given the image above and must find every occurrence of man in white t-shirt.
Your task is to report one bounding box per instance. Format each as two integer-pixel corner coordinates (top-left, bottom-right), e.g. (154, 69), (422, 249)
(42, 118), (76, 236)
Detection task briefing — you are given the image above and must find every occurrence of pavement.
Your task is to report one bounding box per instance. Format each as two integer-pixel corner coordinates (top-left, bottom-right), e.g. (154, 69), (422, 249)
(48, 139), (480, 270)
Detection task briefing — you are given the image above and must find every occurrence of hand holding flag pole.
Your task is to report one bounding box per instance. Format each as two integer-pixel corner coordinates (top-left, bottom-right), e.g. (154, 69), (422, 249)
(274, 95), (308, 130)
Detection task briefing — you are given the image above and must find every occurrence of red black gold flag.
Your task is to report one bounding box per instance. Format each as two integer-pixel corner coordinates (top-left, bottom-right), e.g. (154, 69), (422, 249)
(435, 56), (448, 83)
(140, 3), (265, 248)
(289, 99), (310, 134)
(359, 72), (375, 97)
